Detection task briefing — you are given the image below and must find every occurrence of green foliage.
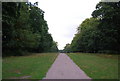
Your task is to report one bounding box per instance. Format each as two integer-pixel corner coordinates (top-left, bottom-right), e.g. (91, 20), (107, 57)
(2, 2), (58, 56)
(70, 18), (100, 53)
(50, 41), (59, 52)
(63, 43), (71, 53)
(92, 2), (120, 53)
(69, 2), (120, 54)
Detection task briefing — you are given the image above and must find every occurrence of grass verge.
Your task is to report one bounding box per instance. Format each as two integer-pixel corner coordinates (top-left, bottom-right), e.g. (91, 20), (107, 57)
(2, 53), (58, 79)
(67, 53), (119, 79)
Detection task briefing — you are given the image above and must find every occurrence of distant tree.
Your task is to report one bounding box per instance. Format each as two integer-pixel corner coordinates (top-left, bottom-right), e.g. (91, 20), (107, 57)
(50, 41), (58, 52)
(63, 43), (71, 53)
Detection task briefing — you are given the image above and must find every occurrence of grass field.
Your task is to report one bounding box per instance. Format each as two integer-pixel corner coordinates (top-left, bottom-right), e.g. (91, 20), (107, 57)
(67, 53), (119, 79)
(2, 53), (58, 79)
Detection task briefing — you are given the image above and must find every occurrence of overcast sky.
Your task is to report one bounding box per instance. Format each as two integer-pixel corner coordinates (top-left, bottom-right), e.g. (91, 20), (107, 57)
(29, 0), (101, 50)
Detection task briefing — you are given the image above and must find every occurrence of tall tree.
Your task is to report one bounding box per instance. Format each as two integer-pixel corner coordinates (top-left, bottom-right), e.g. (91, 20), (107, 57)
(2, 2), (58, 56)
(92, 2), (120, 53)
(70, 2), (120, 54)
(70, 18), (100, 53)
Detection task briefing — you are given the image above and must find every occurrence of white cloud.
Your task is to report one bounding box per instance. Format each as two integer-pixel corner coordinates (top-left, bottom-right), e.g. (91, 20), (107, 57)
(29, 0), (101, 50)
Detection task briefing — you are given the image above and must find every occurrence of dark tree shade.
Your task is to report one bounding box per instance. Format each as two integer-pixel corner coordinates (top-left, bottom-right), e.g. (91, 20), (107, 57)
(2, 2), (58, 56)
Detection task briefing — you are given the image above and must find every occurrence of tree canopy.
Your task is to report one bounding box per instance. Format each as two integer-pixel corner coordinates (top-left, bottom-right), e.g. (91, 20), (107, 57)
(64, 2), (120, 54)
(2, 2), (58, 56)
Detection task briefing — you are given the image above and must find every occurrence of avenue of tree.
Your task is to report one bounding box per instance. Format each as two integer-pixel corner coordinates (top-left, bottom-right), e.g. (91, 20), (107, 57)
(64, 2), (120, 54)
(2, 2), (58, 56)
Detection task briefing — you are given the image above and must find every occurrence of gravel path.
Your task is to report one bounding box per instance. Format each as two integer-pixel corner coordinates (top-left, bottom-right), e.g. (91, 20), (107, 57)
(44, 53), (91, 79)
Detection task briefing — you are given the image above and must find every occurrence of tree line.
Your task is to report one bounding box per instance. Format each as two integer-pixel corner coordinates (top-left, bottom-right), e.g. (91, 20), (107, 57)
(2, 2), (58, 56)
(64, 2), (120, 54)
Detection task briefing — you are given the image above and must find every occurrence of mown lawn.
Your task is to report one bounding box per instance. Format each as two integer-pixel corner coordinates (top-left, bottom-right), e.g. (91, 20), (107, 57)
(67, 53), (119, 79)
(2, 53), (58, 79)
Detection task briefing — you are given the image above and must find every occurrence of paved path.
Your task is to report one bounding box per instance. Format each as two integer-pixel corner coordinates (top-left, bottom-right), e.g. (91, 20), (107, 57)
(44, 53), (91, 79)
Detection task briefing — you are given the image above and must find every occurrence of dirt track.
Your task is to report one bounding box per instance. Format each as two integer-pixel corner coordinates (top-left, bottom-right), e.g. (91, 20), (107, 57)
(44, 53), (91, 79)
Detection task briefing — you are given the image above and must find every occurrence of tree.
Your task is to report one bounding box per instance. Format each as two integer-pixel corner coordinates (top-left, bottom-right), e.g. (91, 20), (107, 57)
(29, 3), (54, 53)
(2, 2), (58, 56)
(50, 41), (58, 52)
(63, 43), (71, 53)
(70, 2), (120, 54)
(2, 2), (23, 56)
(70, 18), (100, 53)
(92, 2), (120, 53)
